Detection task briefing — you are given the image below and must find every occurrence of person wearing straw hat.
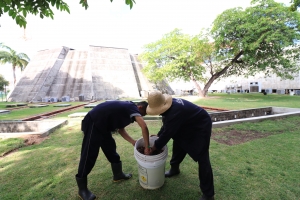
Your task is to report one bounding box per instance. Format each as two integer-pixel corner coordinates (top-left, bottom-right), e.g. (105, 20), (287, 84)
(147, 91), (215, 200)
(75, 100), (151, 200)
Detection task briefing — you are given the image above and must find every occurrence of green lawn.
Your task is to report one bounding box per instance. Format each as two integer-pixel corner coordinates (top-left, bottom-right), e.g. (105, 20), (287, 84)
(0, 101), (89, 120)
(0, 93), (300, 199)
(190, 93), (300, 110)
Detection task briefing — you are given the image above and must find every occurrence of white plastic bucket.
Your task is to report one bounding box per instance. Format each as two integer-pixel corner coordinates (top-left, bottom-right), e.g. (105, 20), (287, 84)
(134, 136), (168, 189)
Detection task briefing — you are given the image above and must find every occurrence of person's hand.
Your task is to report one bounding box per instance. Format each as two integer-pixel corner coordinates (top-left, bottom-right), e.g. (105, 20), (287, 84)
(132, 140), (136, 146)
(144, 147), (152, 155)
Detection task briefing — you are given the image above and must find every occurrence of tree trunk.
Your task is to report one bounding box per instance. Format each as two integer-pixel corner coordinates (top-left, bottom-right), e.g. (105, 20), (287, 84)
(203, 77), (217, 97)
(201, 50), (244, 97)
(190, 78), (205, 98)
(13, 65), (16, 85)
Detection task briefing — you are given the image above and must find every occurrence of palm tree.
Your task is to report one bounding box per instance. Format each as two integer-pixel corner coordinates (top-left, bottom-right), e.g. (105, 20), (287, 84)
(0, 44), (30, 84)
(0, 74), (9, 91)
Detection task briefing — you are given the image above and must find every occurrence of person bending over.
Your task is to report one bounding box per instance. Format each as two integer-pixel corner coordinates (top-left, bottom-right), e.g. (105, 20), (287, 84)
(75, 100), (151, 200)
(147, 91), (215, 200)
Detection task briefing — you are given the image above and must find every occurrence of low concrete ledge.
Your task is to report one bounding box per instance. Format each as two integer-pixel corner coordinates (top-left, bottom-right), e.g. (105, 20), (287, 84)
(39, 119), (68, 137)
(16, 103), (27, 106)
(209, 107), (273, 122)
(213, 107), (300, 128)
(53, 104), (71, 107)
(0, 110), (10, 115)
(5, 104), (17, 108)
(29, 104), (49, 108)
(0, 119), (68, 139)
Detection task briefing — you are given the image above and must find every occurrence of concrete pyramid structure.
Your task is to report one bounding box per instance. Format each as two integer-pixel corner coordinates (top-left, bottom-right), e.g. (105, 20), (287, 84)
(8, 46), (174, 102)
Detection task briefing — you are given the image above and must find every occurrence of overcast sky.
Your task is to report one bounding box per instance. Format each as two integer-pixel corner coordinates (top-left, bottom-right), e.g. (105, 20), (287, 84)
(0, 0), (291, 88)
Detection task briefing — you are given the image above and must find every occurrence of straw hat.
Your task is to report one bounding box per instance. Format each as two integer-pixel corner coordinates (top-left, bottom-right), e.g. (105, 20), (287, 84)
(146, 91), (172, 115)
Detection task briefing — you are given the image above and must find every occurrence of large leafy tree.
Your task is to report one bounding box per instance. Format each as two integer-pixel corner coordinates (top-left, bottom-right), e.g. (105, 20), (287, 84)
(0, 0), (136, 28)
(0, 44), (30, 84)
(140, 0), (300, 97)
(140, 29), (214, 97)
(211, 0), (300, 79)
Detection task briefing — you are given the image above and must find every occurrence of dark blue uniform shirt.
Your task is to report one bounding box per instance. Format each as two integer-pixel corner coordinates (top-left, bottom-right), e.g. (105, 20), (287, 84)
(155, 98), (212, 161)
(88, 101), (141, 132)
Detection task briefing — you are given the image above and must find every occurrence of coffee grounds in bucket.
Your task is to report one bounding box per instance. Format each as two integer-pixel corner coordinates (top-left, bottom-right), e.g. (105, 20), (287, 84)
(137, 146), (163, 155)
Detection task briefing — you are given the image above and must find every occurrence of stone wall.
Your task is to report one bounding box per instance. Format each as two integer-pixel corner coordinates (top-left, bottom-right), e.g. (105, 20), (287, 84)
(209, 107), (272, 122)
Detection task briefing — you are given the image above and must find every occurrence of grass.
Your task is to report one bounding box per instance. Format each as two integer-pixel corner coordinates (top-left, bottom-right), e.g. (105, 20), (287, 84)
(189, 93), (300, 110)
(0, 137), (25, 156)
(0, 101), (88, 120)
(210, 127), (300, 200)
(0, 93), (300, 199)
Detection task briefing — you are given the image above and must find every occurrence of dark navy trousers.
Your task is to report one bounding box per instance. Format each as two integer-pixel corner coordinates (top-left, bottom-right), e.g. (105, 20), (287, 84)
(169, 138), (215, 197)
(76, 114), (121, 178)
(170, 115), (215, 197)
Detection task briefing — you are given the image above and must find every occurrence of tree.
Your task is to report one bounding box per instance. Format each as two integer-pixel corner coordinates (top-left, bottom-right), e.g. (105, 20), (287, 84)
(0, 74), (9, 91)
(140, 0), (300, 97)
(139, 29), (214, 97)
(211, 0), (300, 78)
(0, 44), (30, 84)
(0, 0), (136, 28)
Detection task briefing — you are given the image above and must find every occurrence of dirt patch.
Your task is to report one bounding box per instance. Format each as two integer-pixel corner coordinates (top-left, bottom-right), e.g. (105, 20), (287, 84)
(211, 130), (275, 145)
(1, 135), (48, 158)
(19, 135), (48, 145)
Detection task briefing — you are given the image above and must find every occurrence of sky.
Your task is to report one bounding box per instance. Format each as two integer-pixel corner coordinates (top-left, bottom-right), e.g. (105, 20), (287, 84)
(0, 0), (291, 90)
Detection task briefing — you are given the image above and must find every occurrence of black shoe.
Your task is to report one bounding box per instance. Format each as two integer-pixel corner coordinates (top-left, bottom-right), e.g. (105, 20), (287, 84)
(165, 164), (180, 178)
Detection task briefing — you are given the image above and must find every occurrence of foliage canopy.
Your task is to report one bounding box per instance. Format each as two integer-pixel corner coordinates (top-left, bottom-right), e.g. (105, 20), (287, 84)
(212, 0), (300, 79)
(0, 0), (136, 28)
(140, 0), (300, 97)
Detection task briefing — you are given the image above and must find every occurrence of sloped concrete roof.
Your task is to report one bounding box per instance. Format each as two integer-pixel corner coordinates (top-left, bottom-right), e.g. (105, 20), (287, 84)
(8, 46), (173, 102)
